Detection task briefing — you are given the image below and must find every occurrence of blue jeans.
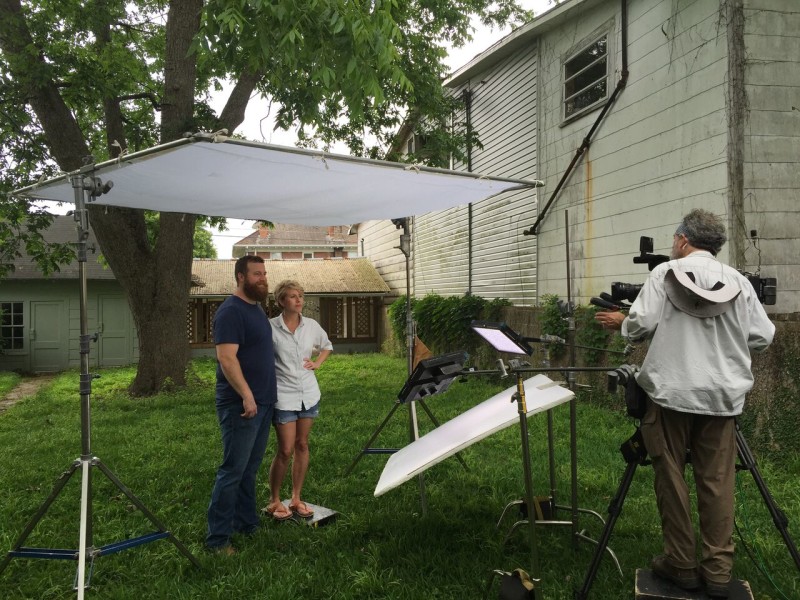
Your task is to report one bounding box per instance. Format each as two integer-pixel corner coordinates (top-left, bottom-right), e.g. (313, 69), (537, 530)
(273, 402), (320, 425)
(206, 402), (274, 549)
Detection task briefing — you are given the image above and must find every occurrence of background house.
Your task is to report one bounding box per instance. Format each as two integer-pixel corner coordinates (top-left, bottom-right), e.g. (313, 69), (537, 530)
(232, 223), (358, 260)
(363, 0), (799, 315)
(0, 217), (139, 373)
(2, 219), (390, 373)
(189, 258), (390, 355)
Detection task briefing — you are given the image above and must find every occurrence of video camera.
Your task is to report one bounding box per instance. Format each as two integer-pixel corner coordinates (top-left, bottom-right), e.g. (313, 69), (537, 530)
(589, 237), (666, 310)
(743, 272), (777, 305)
(607, 364), (647, 419)
(591, 236), (777, 308)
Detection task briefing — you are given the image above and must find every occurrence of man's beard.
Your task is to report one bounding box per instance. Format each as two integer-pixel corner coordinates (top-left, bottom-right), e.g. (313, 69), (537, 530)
(243, 281), (268, 302)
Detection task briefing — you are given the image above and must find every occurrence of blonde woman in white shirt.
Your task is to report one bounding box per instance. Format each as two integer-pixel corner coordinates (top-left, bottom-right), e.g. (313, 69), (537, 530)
(264, 280), (333, 520)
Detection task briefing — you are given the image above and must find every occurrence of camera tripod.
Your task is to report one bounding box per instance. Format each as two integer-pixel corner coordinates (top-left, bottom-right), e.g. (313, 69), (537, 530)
(574, 418), (800, 599)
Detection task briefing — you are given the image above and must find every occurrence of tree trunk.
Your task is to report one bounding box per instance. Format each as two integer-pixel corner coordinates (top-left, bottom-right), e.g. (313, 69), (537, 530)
(88, 206), (196, 395)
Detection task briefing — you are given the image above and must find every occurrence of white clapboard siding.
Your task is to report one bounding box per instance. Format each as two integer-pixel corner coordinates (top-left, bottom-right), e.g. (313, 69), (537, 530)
(371, 0), (798, 313)
(358, 220), (410, 295)
(415, 46), (539, 305)
(535, 0), (732, 304)
(741, 0), (800, 312)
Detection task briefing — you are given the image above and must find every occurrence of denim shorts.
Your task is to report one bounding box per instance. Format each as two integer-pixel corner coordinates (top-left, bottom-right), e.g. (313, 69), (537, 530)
(273, 402), (320, 425)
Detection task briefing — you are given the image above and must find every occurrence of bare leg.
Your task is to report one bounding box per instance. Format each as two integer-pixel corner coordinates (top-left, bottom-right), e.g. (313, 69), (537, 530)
(291, 417), (314, 506)
(268, 422), (296, 510)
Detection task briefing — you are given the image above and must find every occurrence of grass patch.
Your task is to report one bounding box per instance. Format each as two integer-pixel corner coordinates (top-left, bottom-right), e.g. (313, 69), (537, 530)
(0, 355), (797, 599)
(0, 371), (22, 398)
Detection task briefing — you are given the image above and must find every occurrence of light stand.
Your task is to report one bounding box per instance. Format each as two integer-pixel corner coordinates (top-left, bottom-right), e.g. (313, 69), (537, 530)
(0, 161), (200, 597)
(472, 321), (620, 598)
(345, 218), (464, 514)
(472, 321), (613, 528)
(397, 218), (427, 512)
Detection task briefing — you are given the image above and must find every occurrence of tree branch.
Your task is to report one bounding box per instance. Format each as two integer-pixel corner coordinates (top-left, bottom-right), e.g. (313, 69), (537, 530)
(217, 69), (263, 134)
(0, 0), (89, 171)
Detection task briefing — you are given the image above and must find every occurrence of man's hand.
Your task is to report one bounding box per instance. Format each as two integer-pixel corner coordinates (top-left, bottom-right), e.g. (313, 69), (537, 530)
(595, 310), (626, 331)
(241, 395), (258, 418)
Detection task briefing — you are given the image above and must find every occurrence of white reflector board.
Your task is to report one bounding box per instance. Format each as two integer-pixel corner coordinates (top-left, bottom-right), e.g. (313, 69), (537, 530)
(374, 374), (574, 496)
(14, 137), (540, 225)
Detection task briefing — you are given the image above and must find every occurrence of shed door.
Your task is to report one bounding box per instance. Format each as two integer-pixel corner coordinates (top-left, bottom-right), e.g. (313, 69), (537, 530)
(30, 301), (67, 372)
(98, 295), (131, 367)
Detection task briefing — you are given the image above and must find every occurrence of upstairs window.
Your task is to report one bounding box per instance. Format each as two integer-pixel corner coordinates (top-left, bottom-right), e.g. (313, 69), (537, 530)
(564, 35), (608, 120)
(1, 302), (24, 351)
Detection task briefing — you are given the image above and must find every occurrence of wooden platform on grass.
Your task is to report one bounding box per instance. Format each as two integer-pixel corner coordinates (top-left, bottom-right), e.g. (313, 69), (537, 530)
(278, 500), (339, 528)
(635, 569), (752, 600)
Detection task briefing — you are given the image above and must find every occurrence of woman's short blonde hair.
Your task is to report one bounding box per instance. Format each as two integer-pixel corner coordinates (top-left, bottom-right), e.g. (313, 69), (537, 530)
(272, 279), (304, 307)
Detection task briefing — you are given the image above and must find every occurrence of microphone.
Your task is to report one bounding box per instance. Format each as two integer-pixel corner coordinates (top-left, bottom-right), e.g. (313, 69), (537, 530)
(590, 297), (621, 311)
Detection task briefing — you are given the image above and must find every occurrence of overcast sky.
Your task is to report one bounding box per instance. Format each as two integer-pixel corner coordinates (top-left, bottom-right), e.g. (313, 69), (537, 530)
(211, 0), (556, 258)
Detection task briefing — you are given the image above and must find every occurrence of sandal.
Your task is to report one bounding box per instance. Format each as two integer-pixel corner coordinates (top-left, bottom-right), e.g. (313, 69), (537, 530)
(289, 501), (314, 518)
(263, 502), (293, 521)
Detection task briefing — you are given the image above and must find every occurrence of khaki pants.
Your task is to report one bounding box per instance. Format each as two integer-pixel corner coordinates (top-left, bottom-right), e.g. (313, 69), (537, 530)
(640, 402), (736, 583)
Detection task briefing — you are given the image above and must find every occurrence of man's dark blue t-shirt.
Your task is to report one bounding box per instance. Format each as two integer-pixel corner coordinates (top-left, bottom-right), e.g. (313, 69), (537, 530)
(213, 295), (277, 407)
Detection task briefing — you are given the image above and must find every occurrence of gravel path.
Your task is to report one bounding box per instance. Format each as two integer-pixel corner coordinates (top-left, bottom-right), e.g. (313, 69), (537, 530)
(0, 375), (57, 414)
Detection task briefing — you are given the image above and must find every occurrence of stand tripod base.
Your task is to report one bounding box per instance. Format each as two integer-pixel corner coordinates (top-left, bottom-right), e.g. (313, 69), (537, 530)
(635, 570), (753, 600)
(0, 456), (201, 589)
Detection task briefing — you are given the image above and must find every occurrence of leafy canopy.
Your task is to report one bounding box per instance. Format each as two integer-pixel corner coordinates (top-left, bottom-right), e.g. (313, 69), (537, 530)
(0, 0), (528, 393)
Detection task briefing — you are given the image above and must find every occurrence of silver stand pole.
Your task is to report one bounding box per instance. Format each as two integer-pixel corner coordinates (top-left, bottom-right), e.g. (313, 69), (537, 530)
(513, 371), (542, 600)
(398, 218), (427, 515)
(0, 162), (200, 596)
(564, 209), (580, 541)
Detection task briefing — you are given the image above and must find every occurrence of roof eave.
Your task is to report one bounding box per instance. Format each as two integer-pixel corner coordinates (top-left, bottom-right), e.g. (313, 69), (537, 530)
(446, 0), (602, 88)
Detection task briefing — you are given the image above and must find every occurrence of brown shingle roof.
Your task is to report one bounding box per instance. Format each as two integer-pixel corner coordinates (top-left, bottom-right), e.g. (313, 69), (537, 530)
(190, 258), (390, 297)
(5, 216), (115, 280)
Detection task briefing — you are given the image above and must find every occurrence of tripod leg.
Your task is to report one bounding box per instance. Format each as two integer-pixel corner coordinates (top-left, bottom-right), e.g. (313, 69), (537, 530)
(575, 459), (639, 600)
(735, 423), (800, 571)
(344, 402), (402, 476)
(408, 400), (429, 516)
(94, 460), (201, 569)
(76, 458), (92, 600)
(0, 460), (80, 575)
(416, 399), (468, 471)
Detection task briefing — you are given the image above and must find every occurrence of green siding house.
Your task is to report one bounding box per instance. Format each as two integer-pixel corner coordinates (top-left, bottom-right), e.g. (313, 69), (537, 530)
(1, 218), (137, 372)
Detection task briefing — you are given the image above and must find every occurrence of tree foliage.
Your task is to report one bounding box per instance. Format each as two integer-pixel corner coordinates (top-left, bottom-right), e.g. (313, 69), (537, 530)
(144, 212), (219, 259)
(389, 293), (510, 357)
(0, 0), (528, 394)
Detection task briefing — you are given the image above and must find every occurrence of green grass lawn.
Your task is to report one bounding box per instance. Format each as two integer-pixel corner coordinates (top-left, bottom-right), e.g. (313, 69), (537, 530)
(0, 371), (22, 398)
(0, 355), (797, 599)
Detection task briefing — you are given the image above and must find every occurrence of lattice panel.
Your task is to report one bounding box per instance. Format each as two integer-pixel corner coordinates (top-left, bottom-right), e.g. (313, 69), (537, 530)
(353, 298), (373, 337)
(332, 298), (345, 338)
(186, 301), (195, 342)
(207, 302), (220, 341)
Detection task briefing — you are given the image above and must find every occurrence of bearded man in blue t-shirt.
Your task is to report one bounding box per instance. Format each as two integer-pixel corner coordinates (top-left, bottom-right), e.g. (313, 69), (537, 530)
(206, 255), (277, 553)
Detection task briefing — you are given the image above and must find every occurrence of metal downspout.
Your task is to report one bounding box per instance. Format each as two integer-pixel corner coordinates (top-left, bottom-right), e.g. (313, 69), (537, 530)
(525, 0), (629, 236)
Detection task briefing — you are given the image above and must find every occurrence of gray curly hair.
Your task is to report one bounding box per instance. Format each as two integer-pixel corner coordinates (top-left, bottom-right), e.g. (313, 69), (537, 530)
(675, 209), (727, 256)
